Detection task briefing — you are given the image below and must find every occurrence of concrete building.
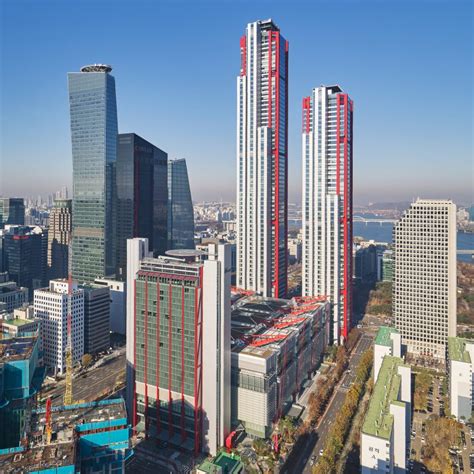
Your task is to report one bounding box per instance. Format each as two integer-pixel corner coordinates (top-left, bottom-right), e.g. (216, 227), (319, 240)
(68, 64), (118, 283)
(0, 315), (39, 339)
(236, 19), (289, 299)
(116, 133), (168, 279)
(288, 238), (302, 264)
(82, 284), (110, 354)
(394, 199), (457, 360)
(374, 327), (401, 381)
(95, 277), (126, 335)
(34, 280), (84, 373)
(0, 335), (45, 448)
(127, 242), (231, 455)
(168, 159), (195, 250)
(301, 85), (354, 343)
(47, 198), (72, 281)
(447, 337), (474, 421)
(0, 198), (25, 228)
(361, 356), (411, 474)
(231, 292), (330, 438)
(0, 272), (28, 312)
(197, 452), (244, 474)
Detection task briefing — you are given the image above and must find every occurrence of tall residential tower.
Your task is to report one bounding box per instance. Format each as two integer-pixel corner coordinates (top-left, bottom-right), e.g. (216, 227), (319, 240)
(394, 199), (456, 360)
(236, 19), (289, 298)
(302, 85), (353, 342)
(68, 64), (118, 283)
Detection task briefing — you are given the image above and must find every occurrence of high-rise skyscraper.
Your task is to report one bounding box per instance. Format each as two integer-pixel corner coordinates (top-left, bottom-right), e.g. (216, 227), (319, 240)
(236, 19), (289, 298)
(0, 198), (25, 228)
(394, 199), (457, 360)
(47, 198), (72, 280)
(301, 85), (353, 343)
(167, 159), (194, 250)
(68, 64), (118, 283)
(116, 133), (168, 278)
(126, 241), (231, 455)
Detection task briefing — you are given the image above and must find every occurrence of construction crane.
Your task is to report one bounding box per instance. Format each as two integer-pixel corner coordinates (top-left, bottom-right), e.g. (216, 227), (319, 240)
(63, 239), (74, 406)
(45, 397), (52, 444)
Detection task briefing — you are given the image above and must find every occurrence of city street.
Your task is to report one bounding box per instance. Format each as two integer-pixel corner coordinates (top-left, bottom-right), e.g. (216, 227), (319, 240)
(41, 352), (125, 406)
(281, 331), (374, 474)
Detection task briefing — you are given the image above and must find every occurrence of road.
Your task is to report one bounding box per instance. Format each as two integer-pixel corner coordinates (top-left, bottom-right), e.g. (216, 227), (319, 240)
(282, 332), (373, 473)
(41, 353), (125, 406)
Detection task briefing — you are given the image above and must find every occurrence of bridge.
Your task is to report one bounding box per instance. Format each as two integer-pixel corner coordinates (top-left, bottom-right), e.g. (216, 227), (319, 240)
(353, 216), (398, 225)
(457, 249), (474, 256)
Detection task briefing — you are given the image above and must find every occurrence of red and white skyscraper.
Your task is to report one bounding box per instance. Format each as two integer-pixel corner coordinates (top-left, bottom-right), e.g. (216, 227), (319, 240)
(302, 85), (353, 343)
(236, 19), (289, 298)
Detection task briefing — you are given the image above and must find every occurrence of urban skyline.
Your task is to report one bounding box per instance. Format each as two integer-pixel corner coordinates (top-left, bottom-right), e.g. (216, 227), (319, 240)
(1, 1), (472, 204)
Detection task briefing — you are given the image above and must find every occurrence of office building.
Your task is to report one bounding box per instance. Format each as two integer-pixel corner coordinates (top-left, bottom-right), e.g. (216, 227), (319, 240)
(394, 199), (457, 360)
(168, 159), (195, 250)
(230, 291), (330, 438)
(95, 277), (126, 335)
(0, 198), (25, 228)
(82, 284), (110, 354)
(127, 243), (231, 455)
(302, 85), (354, 343)
(47, 198), (72, 280)
(236, 19), (289, 298)
(374, 327), (401, 381)
(0, 272), (28, 312)
(0, 335), (45, 448)
(361, 356), (411, 474)
(116, 133), (168, 279)
(447, 337), (474, 421)
(1, 226), (48, 297)
(68, 64), (118, 283)
(34, 280), (84, 373)
(377, 249), (394, 282)
(0, 313), (38, 339)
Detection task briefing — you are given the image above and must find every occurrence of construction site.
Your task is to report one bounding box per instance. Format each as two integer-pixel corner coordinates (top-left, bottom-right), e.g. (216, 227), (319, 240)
(229, 289), (331, 438)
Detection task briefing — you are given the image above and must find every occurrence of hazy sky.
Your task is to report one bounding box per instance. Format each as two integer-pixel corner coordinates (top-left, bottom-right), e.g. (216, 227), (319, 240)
(1, 0), (472, 205)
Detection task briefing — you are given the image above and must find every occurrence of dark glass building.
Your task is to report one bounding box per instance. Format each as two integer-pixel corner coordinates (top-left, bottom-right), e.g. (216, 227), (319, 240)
(116, 133), (168, 278)
(68, 64), (118, 283)
(168, 159), (195, 250)
(0, 198), (25, 228)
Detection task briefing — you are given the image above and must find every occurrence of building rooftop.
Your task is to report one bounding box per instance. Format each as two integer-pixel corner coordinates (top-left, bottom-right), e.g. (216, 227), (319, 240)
(198, 451), (243, 473)
(2, 318), (34, 327)
(448, 337), (473, 363)
(362, 356), (408, 440)
(0, 336), (36, 362)
(0, 444), (75, 473)
(375, 326), (399, 347)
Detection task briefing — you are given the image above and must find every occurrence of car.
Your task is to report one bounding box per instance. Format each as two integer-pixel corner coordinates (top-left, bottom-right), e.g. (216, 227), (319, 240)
(319, 449), (324, 456)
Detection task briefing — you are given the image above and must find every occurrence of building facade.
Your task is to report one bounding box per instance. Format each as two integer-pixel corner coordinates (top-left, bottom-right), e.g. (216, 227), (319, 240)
(34, 280), (84, 373)
(0, 198), (25, 228)
(394, 199), (457, 360)
(82, 284), (110, 354)
(302, 85), (353, 343)
(47, 199), (72, 281)
(236, 19), (289, 298)
(68, 64), (118, 283)
(168, 159), (195, 250)
(94, 277), (126, 335)
(128, 244), (231, 455)
(373, 326), (401, 381)
(361, 356), (411, 474)
(448, 337), (474, 421)
(116, 133), (168, 279)
(0, 272), (28, 312)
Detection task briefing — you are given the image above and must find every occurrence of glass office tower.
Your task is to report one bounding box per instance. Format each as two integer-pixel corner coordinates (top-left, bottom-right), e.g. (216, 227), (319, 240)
(0, 198), (25, 228)
(116, 133), (168, 278)
(168, 159), (194, 249)
(68, 64), (118, 283)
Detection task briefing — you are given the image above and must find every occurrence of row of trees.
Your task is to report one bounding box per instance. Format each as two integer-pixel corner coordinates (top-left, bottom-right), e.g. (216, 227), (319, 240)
(313, 348), (374, 474)
(413, 369), (433, 411)
(307, 346), (348, 424)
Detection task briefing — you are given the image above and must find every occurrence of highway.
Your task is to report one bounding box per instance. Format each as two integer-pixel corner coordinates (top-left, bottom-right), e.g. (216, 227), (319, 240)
(41, 353), (125, 406)
(282, 332), (373, 474)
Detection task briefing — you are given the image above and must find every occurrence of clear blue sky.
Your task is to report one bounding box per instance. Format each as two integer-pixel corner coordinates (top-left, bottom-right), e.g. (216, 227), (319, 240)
(1, 0), (472, 205)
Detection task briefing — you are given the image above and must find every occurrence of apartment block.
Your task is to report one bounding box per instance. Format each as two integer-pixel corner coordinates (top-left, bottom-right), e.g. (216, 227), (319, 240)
(374, 327), (401, 381)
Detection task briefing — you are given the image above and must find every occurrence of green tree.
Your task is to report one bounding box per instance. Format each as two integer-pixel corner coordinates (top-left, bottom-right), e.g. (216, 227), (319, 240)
(82, 353), (93, 368)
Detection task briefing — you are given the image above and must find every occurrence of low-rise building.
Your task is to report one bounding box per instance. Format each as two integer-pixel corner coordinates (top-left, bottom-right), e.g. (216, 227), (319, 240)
(448, 337), (474, 421)
(231, 293), (330, 438)
(0, 272), (28, 312)
(0, 316), (39, 338)
(361, 356), (411, 474)
(197, 451), (244, 474)
(374, 327), (401, 381)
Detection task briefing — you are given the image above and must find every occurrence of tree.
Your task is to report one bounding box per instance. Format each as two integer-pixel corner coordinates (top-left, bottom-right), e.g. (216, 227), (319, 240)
(82, 353), (93, 368)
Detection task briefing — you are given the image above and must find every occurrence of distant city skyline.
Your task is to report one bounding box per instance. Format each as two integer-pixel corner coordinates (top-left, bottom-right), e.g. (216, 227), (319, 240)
(1, 0), (472, 205)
